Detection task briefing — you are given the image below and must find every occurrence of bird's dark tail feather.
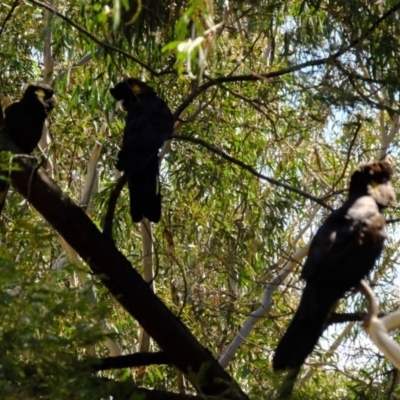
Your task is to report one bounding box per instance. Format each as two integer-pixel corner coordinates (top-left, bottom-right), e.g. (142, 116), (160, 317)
(273, 283), (338, 371)
(128, 155), (161, 223)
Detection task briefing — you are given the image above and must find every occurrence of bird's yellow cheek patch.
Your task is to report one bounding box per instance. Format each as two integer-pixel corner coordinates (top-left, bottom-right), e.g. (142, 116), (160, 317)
(371, 181), (379, 188)
(370, 181), (380, 196)
(371, 181), (385, 199)
(131, 84), (141, 94)
(35, 89), (46, 99)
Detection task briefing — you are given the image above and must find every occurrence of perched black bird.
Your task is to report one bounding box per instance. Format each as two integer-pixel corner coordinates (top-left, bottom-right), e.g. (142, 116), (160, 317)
(110, 78), (173, 223)
(273, 161), (395, 371)
(4, 83), (56, 153)
(0, 83), (56, 215)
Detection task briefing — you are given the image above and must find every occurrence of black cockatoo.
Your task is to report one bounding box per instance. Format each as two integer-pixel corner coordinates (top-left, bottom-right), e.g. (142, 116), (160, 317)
(0, 83), (56, 215)
(110, 78), (173, 223)
(273, 161), (395, 371)
(4, 83), (56, 153)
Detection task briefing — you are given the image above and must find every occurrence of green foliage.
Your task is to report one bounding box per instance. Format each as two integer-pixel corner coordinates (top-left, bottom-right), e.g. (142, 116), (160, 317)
(1, 0), (400, 398)
(0, 248), (114, 398)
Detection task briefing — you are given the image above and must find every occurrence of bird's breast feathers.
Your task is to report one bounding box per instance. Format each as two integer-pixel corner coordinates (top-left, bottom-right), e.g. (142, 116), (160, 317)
(346, 196), (380, 222)
(346, 196), (386, 246)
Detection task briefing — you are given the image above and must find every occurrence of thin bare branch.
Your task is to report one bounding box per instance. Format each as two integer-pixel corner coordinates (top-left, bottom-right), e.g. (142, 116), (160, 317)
(329, 121), (361, 194)
(42, 1), (54, 84)
(173, 135), (333, 210)
(80, 141), (102, 210)
(102, 175), (128, 240)
(380, 114), (399, 160)
(54, 52), (96, 85)
(137, 218), (156, 380)
(358, 280), (400, 370)
(85, 351), (170, 371)
(219, 241), (311, 368)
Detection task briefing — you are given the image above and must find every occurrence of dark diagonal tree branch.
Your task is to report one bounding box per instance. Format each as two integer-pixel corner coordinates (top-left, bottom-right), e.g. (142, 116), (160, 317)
(85, 351), (170, 371)
(172, 134), (333, 210)
(8, 363), (202, 400)
(7, 153), (249, 400)
(94, 377), (205, 400)
(327, 312), (386, 325)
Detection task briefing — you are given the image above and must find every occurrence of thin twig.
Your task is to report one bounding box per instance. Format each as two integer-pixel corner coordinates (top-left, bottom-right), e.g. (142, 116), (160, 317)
(327, 311), (386, 325)
(0, 0), (20, 38)
(85, 351), (171, 372)
(343, 66), (400, 114)
(387, 218), (400, 224)
(102, 174), (127, 240)
(27, 0), (162, 76)
(329, 121), (361, 194)
(172, 134), (333, 210)
(173, 3), (400, 119)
